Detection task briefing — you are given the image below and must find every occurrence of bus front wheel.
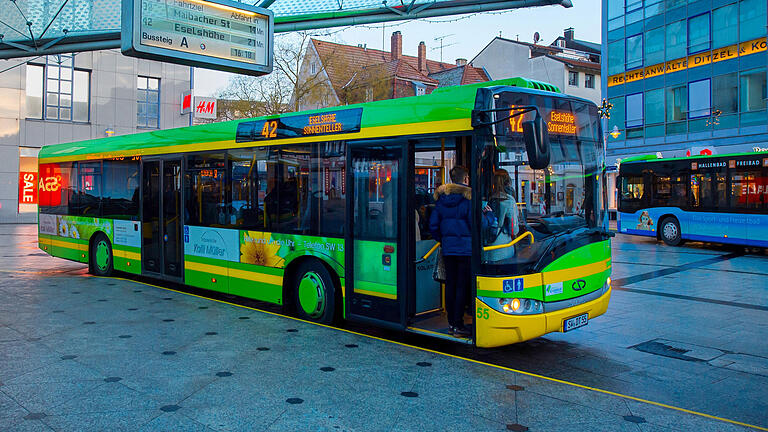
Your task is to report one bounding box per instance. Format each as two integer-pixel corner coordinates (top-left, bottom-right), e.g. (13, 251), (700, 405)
(293, 260), (337, 325)
(660, 217), (683, 246)
(89, 233), (114, 277)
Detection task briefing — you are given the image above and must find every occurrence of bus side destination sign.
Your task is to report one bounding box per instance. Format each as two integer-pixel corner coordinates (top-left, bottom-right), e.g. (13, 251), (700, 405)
(122, 0), (273, 76)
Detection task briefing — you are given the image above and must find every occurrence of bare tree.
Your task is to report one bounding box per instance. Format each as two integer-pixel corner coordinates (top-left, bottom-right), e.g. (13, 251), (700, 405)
(216, 32), (336, 120)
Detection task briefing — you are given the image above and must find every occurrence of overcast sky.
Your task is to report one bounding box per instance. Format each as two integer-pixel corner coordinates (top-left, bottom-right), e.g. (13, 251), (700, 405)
(194, 0), (601, 97)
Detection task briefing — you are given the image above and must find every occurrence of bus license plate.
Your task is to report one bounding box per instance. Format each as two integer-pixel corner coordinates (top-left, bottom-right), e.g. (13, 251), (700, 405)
(563, 314), (588, 332)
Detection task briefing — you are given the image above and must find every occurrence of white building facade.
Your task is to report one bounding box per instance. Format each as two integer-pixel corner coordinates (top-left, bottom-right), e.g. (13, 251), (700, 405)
(0, 49), (192, 223)
(471, 29), (602, 104)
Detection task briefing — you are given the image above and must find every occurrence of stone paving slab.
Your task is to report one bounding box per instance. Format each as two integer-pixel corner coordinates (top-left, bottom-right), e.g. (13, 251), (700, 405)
(0, 271), (760, 430)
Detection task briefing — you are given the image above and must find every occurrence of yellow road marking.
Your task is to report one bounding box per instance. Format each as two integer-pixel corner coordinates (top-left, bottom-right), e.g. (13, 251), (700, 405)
(83, 274), (768, 431)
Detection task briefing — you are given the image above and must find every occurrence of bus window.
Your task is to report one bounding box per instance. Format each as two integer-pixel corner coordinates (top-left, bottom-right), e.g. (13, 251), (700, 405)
(651, 174), (687, 208)
(731, 169), (764, 210)
(185, 153), (226, 227)
(229, 149), (267, 230)
(72, 161), (102, 217)
(619, 175), (645, 213)
(39, 162), (74, 215)
(102, 159), (139, 220)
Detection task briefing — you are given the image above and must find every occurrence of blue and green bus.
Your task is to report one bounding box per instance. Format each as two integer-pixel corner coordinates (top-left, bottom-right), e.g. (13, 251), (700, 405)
(618, 152), (768, 247)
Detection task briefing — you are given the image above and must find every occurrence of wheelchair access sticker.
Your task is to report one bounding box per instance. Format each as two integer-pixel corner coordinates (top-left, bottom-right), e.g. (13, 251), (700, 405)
(502, 278), (524, 293)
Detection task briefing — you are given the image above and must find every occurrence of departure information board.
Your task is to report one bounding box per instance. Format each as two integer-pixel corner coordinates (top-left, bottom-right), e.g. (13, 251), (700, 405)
(122, 0), (273, 76)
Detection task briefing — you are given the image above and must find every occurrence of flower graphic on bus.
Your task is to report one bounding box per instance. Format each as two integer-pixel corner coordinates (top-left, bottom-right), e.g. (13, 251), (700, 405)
(637, 211), (654, 230)
(240, 231), (285, 268)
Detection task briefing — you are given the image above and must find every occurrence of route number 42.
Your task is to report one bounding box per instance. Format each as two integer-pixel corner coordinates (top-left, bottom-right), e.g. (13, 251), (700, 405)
(476, 306), (490, 320)
(261, 121), (278, 138)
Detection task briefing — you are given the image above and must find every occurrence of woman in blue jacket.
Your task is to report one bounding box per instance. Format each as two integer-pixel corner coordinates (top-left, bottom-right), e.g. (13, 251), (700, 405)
(430, 166), (473, 336)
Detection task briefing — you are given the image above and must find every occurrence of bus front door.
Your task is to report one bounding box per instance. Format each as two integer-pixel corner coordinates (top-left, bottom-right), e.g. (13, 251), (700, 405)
(141, 159), (183, 281)
(345, 143), (408, 330)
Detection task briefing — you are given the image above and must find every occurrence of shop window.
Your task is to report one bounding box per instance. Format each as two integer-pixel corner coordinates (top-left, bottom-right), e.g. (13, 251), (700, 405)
(665, 20), (687, 60)
(18, 148), (39, 214)
(626, 93), (644, 127)
(644, 26), (665, 66)
(688, 13), (711, 54)
(739, 0), (767, 42)
(688, 79), (711, 118)
(625, 34), (643, 70)
(713, 3), (738, 48)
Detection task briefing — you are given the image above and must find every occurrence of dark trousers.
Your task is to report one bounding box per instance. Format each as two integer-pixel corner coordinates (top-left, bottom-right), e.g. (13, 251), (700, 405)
(443, 255), (471, 328)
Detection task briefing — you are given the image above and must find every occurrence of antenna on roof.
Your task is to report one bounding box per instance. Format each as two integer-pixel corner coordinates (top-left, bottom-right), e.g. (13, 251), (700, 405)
(533, 32), (540, 44)
(432, 34), (455, 63)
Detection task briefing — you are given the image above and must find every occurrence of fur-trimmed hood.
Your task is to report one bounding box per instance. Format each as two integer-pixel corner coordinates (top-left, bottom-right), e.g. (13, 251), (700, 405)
(434, 183), (471, 201)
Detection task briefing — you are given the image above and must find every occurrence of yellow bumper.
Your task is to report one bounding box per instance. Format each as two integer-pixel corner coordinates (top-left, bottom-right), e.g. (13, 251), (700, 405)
(475, 287), (612, 348)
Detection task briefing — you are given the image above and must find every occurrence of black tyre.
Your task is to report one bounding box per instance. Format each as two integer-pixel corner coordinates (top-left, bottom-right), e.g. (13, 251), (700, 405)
(293, 260), (337, 324)
(660, 217), (683, 246)
(89, 233), (114, 276)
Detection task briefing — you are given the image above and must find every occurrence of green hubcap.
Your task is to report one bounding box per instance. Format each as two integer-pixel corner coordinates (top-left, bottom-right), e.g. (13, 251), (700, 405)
(298, 271), (326, 319)
(95, 240), (111, 272)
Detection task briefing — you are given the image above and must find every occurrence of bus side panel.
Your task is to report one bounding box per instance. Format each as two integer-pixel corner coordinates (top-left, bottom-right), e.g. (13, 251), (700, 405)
(184, 254), (230, 295)
(747, 214), (768, 247)
(112, 220), (142, 274)
(618, 210), (657, 237)
(228, 261), (284, 304)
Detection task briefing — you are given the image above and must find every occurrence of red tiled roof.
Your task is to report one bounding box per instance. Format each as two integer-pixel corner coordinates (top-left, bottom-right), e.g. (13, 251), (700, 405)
(460, 65), (489, 85)
(311, 39), (477, 96)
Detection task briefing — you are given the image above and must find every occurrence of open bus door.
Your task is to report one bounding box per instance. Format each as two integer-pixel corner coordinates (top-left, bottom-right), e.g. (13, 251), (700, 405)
(344, 142), (408, 330)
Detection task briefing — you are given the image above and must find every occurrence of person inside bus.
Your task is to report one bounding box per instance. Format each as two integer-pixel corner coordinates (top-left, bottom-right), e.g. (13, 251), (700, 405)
(486, 169), (520, 262)
(429, 165), (473, 337)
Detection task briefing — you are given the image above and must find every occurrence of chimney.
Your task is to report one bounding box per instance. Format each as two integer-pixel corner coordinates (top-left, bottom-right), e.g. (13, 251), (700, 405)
(418, 41), (427, 72)
(391, 31), (402, 61)
(564, 27), (574, 41)
(455, 58), (467, 66)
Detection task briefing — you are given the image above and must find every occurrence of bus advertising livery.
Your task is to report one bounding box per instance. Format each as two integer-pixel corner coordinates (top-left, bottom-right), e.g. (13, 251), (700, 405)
(37, 78), (612, 347)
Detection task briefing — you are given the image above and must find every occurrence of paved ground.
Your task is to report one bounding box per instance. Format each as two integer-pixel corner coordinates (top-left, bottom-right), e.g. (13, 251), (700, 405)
(0, 224), (766, 431)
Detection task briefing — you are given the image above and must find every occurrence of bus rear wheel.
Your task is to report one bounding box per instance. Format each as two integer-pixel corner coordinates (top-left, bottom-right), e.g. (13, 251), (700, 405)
(660, 217), (683, 246)
(90, 233), (114, 277)
(293, 260), (337, 325)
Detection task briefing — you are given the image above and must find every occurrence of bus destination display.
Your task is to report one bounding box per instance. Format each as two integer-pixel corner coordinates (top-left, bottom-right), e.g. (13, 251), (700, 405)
(494, 92), (600, 142)
(122, 0), (273, 75)
(236, 108), (363, 143)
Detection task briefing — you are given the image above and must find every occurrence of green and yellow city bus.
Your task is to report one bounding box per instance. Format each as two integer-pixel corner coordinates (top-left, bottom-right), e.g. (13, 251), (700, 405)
(37, 78), (612, 347)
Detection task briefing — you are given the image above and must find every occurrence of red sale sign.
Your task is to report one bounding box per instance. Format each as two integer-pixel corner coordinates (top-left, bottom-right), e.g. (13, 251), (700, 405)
(18, 171), (38, 207)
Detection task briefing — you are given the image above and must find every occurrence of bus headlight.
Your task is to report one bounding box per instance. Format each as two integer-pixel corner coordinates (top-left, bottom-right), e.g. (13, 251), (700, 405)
(480, 297), (543, 315)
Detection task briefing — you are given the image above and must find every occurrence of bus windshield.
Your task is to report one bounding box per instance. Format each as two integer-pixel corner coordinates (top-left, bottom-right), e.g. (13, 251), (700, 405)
(478, 92), (606, 273)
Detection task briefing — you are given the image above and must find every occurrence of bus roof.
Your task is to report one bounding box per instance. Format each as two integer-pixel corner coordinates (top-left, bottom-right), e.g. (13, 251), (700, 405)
(620, 151), (768, 165)
(39, 77), (569, 162)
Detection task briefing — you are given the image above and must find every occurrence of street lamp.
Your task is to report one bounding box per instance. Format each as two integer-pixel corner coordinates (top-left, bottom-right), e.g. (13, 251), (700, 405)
(610, 125), (621, 139)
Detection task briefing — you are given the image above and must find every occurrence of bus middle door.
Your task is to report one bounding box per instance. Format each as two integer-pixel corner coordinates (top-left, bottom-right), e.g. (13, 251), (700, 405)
(344, 142), (408, 330)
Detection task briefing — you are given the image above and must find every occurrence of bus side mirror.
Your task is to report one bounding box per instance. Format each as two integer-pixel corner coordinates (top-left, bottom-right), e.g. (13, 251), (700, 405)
(523, 113), (550, 170)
